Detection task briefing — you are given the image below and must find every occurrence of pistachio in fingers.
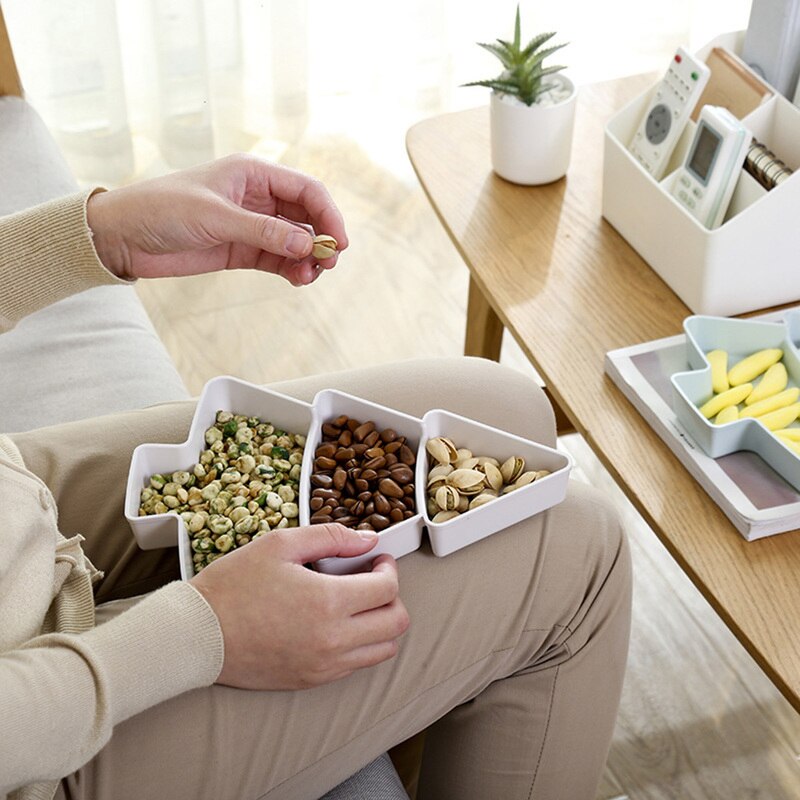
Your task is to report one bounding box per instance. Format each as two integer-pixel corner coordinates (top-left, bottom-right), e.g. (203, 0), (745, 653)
(312, 234), (338, 260)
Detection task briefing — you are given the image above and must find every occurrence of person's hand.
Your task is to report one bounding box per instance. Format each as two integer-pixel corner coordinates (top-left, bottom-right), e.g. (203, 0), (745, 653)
(190, 523), (409, 690)
(86, 154), (348, 287)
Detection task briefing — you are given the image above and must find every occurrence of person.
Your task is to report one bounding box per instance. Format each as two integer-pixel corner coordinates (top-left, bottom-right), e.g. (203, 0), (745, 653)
(0, 154), (632, 800)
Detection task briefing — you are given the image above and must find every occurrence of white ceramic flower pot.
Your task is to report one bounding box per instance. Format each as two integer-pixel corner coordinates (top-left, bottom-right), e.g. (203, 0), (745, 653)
(490, 75), (577, 185)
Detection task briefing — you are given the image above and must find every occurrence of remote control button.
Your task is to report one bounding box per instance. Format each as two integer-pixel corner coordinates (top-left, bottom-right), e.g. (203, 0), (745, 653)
(645, 103), (671, 145)
(680, 176), (690, 187)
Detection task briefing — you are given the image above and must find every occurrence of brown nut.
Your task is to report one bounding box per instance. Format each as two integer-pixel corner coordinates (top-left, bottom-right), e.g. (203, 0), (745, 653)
(378, 477), (405, 499)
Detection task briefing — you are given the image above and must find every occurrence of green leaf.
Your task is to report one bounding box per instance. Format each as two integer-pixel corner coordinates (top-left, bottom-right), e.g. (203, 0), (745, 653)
(461, 79), (522, 95)
(513, 4), (521, 52)
(477, 41), (515, 69)
(520, 31), (556, 60)
(528, 43), (568, 69)
(538, 64), (567, 78)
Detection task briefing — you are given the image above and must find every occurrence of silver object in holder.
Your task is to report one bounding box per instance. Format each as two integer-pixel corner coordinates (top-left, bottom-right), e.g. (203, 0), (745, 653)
(744, 139), (794, 190)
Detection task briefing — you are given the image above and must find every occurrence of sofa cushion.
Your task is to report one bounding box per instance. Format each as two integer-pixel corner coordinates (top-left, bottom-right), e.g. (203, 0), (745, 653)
(0, 97), (190, 431)
(0, 284), (190, 432)
(0, 96), (77, 216)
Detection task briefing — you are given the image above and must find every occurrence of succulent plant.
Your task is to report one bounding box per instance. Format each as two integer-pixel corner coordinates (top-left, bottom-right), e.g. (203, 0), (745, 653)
(463, 5), (567, 107)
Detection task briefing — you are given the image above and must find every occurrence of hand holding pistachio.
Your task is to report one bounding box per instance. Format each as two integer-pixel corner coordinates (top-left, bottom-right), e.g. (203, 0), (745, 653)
(87, 154), (348, 287)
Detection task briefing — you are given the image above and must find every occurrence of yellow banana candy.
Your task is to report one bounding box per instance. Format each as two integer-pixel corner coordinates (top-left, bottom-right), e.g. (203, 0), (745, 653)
(740, 387), (800, 418)
(745, 362), (788, 405)
(779, 438), (800, 457)
(706, 350), (729, 394)
(755, 402), (800, 431)
(714, 406), (739, 425)
(698, 383), (753, 418)
(774, 427), (800, 441)
(727, 348), (783, 386)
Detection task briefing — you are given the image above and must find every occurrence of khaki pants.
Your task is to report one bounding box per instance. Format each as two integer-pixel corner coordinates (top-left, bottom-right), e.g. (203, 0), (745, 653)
(13, 358), (632, 800)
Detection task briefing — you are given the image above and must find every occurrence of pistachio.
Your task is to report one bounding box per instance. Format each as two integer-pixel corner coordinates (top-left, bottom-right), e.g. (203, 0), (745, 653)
(446, 468), (485, 495)
(469, 492), (497, 510)
(428, 463), (454, 480)
(312, 234), (338, 260)
(454, 456), (480, 470)
(514, 470), (539, 488)
(500, 456), (525, 484)
(425, 436), (458, 465)
(432, 510), (460, 523)
(482, 461), (504, 492)
(435, 485), (461, 511)
(426, 473), (450, 493)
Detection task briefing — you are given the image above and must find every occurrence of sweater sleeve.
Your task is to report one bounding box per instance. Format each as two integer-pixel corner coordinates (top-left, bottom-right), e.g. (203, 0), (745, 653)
(0, 580), (224, 795)
(0, 189), (129, 333)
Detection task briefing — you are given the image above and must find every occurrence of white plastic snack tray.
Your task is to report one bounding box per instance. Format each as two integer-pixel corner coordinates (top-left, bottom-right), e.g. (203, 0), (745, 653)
(124, 376), (572, 578)
(671, 312), (800, 492)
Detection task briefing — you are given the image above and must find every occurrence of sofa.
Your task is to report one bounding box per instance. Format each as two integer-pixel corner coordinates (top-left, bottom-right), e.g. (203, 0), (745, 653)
(0, 8), (408, 798)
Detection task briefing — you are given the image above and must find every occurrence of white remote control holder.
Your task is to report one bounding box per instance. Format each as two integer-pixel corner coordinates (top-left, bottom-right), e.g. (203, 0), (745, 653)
(628, 47), (711, 179)
(670, 105), (751, 230)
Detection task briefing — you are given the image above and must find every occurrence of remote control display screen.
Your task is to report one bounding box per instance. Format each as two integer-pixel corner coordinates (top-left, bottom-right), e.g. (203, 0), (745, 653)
(688, 123), (721, 185)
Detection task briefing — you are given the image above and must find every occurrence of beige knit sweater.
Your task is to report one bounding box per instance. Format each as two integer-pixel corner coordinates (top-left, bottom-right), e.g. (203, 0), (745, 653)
(0, 192), (225, 800)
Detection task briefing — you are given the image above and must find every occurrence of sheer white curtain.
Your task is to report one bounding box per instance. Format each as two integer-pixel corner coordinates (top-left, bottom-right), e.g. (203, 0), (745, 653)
(3, 0), (751, 186)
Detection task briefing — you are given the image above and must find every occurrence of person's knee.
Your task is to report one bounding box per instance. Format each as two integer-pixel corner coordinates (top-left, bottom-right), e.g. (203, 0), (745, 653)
(545, 480), (632, 629)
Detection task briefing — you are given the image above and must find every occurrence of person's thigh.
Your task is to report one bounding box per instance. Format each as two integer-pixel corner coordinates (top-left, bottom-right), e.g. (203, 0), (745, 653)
(60, 480), (629, 800)
(11, 357), (555, 601)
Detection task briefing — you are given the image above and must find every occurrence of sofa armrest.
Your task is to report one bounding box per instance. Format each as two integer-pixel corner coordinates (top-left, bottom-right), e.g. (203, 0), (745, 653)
(0, 5), (23, 97)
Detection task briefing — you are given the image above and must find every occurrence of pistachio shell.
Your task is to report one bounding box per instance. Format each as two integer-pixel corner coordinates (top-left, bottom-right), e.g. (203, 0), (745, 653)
(456, 494), (470, 513)
(446, 468), (485, 495)
(534, 469), (551, 480)
(500, 456), (525, 484)
(455, 448), (473, 461)
(426, 497), (440, 517)
(432, 510), (460, 523)
(428, 463), (454, 480)
(482, 461), (504, 492)
(455, 456), (480, 470)
(435, 485), (461, 511)
(426, 436), (459, 465)
(426, 474), (449, 493)
(514, 471), (538, 488)
(312, 234), (338, 260)
(476, 456), (500, 468)
(469, 492), (496, 510)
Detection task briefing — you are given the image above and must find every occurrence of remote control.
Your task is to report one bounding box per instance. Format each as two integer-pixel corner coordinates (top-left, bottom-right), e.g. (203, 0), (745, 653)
(670, 105), (751, 229)
(628, 47), (711, 180)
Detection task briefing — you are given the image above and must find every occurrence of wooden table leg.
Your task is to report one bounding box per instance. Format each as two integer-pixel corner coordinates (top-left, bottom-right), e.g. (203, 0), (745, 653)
(0, 7), (23, 97)
(464, 275), (504, 360)
(463, 276), (575, 435)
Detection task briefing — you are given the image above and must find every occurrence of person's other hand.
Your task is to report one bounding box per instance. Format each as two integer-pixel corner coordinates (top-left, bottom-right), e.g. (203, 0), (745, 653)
(86, 154), (348, 287)
(189, 523), (409, 690)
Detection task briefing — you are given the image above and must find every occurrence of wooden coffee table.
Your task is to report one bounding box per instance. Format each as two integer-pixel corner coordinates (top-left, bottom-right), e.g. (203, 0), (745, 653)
(406, 75), (800, 712)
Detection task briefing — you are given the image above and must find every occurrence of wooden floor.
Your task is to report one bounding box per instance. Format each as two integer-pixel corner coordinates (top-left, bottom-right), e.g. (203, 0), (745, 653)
(135, 134), (800, 799)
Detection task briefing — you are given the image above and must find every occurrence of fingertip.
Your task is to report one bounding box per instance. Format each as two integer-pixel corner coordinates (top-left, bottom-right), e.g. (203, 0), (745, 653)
(287, 229), (313, 259)
(371, 554), (398, 572)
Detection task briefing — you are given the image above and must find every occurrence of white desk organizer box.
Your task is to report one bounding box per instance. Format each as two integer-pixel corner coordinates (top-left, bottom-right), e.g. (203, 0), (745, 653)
(671, 312), (800, 491)
(602, 32), (800, 317)
(124, 376), (572, 578)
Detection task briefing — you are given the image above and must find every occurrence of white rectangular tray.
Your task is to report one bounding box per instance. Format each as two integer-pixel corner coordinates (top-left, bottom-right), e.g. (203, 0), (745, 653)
(604, 308), (800, 540)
